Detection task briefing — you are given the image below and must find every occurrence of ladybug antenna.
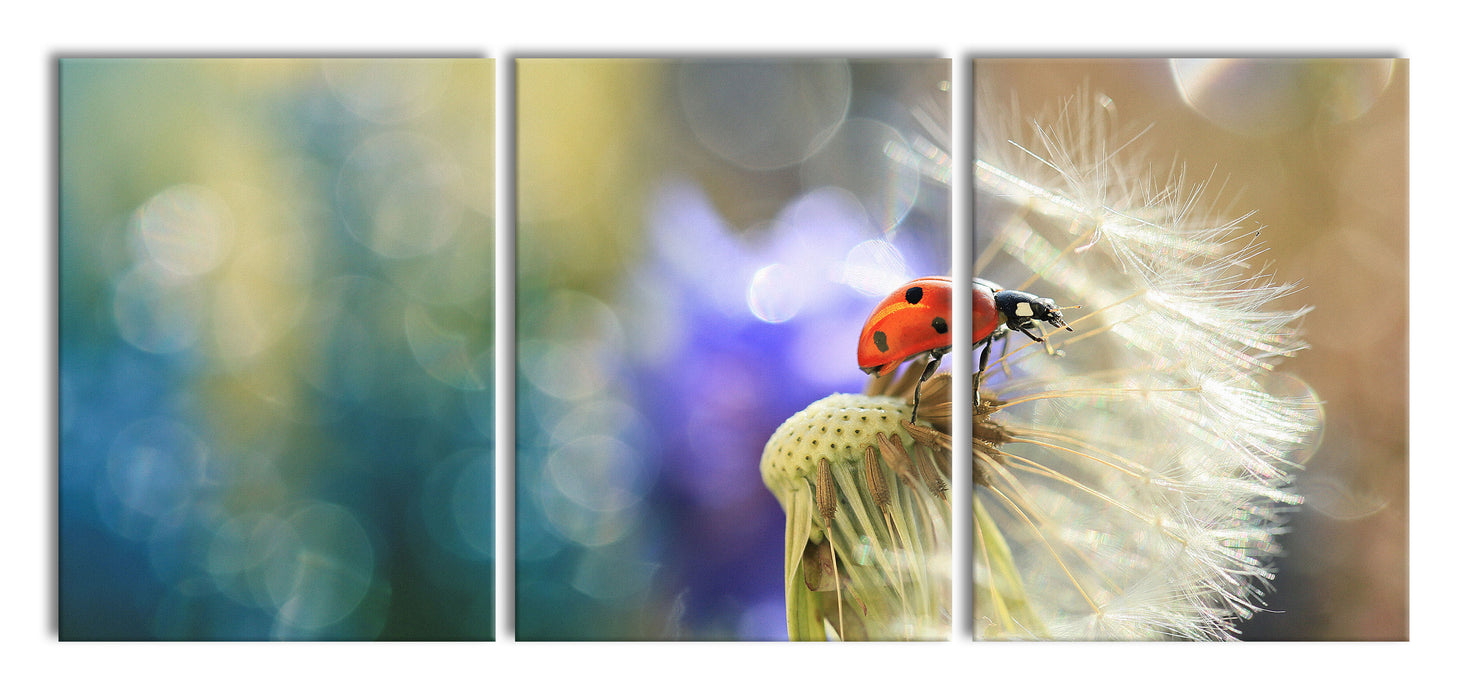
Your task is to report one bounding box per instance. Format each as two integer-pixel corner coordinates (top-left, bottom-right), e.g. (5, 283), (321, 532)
(1057, 304), (1080, 331)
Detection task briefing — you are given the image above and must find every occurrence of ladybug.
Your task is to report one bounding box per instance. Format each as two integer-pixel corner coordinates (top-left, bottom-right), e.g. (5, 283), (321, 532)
(857, 276), (1077, 421)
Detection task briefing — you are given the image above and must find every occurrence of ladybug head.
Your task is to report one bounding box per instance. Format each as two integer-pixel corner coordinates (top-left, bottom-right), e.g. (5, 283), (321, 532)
(1030, 296), (1074, 331)
(995, 290), (1077, 332)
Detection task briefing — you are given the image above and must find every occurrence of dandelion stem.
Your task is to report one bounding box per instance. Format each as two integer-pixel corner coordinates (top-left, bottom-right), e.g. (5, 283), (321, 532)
(1051, 318), (1130, 353)
(986, 482), (1103, 615)
(999, 384), (1200, 408)
(815, 459), (845, 640)
(1002, 449), (1187, 548)
(989, 362), (1188, 396)
(1006, 422), (1151, 456)
(982, 454), (1124, 597)
(1003, 451), (1147, 518)
(973, 497), (1017, 636)
(1007, 436), (1146, 480)
(830, 527), (844, 641)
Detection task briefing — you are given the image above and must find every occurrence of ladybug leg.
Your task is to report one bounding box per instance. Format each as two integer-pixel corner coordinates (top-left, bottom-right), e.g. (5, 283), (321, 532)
(1015, 322), (1046, 344)
(911, 354), (941, 423)
(1015, 322), (1065, 357)
(997, 333), (1014, 377)
(973, 338), (993, 415)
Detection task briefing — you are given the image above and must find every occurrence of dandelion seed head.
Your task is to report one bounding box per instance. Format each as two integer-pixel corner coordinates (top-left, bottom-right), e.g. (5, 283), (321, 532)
(761, 390), (953, 641)
(760, 393), (910, 494)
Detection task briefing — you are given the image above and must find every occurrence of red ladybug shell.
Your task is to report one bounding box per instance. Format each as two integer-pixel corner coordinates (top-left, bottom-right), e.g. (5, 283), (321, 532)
(857, 276), (1001, 376)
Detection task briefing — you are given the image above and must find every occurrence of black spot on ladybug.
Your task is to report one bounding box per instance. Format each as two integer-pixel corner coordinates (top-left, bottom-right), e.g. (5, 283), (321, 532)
(905, 286), (924, 304)
(873, 330), (889, 353)
(931, 316), (949, 334)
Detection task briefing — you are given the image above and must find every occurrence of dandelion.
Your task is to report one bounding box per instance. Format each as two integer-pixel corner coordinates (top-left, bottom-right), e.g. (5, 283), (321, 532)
(760, 363), (958, 641)
(761, 88), (1322, 641)
(965, 90), (1323, 640)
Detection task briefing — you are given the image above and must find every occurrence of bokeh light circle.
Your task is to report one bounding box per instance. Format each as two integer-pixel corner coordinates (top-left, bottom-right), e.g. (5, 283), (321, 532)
(421, 448), (497, 561)
(132, 184), (234, 277)
(841, 238), (910, 297)
(678, 60), (851, 171)
(105, 416), (208, 521)
(535, 480), (638, 549)
(263, 501), (376, 632)
(323, 59), (452, 124)
(404, 303), (492, 391)
(799, 118), (922, 232)
(520, 289), (626, 401)
(1171, 59), (1395, 136)
(206, 511), (289, 611)
(1258, 371), (1326, 467)
(112, 263), (205, 354)
(546, 434), (652, 514)
(746, 263), (806, 323)
(337, 131), (465, 259)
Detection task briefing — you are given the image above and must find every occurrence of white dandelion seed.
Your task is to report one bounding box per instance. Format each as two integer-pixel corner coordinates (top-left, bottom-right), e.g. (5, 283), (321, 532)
(968, 89), (1323, 640)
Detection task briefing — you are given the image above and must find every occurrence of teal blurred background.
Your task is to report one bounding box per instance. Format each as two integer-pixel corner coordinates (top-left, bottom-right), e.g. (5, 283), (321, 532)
(59, 59), (496, 640)
(515, 59), (952, 639)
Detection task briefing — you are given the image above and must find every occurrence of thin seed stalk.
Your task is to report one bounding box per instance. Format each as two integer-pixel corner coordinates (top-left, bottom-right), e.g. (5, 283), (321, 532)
(974, 490), (1049, 638)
